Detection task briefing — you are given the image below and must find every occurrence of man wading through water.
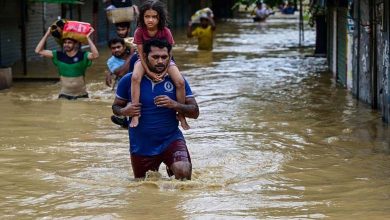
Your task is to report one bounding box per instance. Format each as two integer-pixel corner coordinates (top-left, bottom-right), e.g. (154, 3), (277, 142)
(112, 39), (199, 179)
(35, 27), (99, 100)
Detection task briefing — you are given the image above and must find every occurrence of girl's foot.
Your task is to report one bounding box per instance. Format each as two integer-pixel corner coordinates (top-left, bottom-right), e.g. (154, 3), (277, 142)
(178, 114), (190, 130)
(130, 116), (139, 128)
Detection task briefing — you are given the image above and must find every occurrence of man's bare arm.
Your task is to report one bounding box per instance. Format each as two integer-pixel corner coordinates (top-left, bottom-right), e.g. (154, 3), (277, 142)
(187, 21), (194, 38)
(175, 97), (199, 119)
(112, 98), (141, 117)
(35, 27), (54, 58)
(113, 55), (131, 77)
(154, 95), (199, 119)
(86, 28), (99, 60)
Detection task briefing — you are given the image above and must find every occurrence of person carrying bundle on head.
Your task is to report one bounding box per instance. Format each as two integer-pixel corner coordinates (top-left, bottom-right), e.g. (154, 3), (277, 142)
(35, 21), (99, 100)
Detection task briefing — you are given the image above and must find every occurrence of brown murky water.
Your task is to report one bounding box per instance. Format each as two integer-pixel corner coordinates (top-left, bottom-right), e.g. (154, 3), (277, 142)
(1, 14), (390, 219)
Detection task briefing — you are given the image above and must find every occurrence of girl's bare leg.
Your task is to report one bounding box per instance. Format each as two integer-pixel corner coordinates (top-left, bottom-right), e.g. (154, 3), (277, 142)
(130, 62), (144, 128)
(168, 65), (190, 130)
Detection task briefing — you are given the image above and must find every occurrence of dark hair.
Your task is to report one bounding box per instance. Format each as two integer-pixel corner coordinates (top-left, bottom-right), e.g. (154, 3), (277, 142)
(62, 38), (78, 43)
(108, 38), (125, 47)
(115, 22), (130, 29)
(137, 0), (167, 30)
(143, 39), (172, 55)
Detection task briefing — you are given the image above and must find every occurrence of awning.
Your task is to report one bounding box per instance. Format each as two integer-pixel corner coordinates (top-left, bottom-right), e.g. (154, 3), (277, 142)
(30, 0), (84, 4)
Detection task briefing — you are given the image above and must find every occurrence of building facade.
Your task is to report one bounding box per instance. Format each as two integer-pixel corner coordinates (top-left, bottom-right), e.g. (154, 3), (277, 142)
(0, 0), (110, 77)
(0, 0), (226, 82)
(323, 0), (389, 122)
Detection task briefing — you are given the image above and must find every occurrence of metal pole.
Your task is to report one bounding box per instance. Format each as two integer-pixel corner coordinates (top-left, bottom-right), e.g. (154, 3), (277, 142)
(299, 0), (304, 46)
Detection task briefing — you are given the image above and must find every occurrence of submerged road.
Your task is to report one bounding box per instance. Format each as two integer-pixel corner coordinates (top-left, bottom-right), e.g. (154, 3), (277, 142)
(0, 14), (389, 219)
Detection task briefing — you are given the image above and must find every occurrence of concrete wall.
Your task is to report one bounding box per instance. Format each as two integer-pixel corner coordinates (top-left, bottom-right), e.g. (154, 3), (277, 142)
(327, 7), (337, 77)
(0, 1), (21, 67)
(347, 29), (353, 89)
(0, 68), (12, 90)
(328, 0), (390, 122)
(167, 0), (204, 28)
(167, 0), (185, 28)
(96, 0), (117, 43)
(27, 3), (61, 61)
(351, 0), (359, 97)
(386, 1), (390, 122)
(375, 0), (389, 122)
(211, 0), (235, 18)
(350, 0), (390, 122)
(354, 0), (372, 104)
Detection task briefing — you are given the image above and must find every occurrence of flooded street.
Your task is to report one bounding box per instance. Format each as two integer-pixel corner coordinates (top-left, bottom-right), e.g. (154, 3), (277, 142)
(1, 14), (390, 219)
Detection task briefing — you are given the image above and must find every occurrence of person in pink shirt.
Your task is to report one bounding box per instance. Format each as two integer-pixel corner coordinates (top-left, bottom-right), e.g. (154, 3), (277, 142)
(131, 0), (189, 130)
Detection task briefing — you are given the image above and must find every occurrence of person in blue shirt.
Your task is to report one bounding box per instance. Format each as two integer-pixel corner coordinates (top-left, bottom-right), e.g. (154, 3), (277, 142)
(107, 22), (139, 128)
(111, 39), (199, 180)
(106, 38), (137, 88)
(106, 38), (138, 128)
(281, 1), (295, 15)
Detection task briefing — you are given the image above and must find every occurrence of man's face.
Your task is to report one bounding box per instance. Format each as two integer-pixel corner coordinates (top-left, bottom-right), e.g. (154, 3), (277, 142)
(110, 42), (126, 58)
(200, 18), (209, 28)
(145, 46), (170, 74)
(116, 26), (129, 38)
(63, 39), (76, 52)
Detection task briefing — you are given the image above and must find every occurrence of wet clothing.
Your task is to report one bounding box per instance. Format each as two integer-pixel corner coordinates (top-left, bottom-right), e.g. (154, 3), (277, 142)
(107, 53), (138, 75)
(115, 72), (194, 156)
(191, 25), (214, 50)
(52, 50), (92, 98)
(52, 50), (91, 77)
(130, 139), (191, 178)
(107, 56), (126, 73)
(255, 8), (269, 19)
(254, 6), (273, 21)
(133, 27), (175, 45)
(282, 6), (295, 14)
(107, 53), (138, 128)
(58, 93), (88, 100)
(59, 76), (88, 98)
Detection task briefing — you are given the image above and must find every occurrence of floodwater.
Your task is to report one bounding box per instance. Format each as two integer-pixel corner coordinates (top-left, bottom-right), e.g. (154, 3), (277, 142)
(1, 14), (390, 219)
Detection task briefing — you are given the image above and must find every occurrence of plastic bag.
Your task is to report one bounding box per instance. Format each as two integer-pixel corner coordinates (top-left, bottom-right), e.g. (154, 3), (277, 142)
(191, 8), (214, 23)
(50, 19), (68, 45)
(62, 21), (91, 44)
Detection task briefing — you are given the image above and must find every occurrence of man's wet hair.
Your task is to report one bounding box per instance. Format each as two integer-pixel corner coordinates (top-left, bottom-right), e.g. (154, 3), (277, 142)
(108, 38), (125, 47)
(143, 39), (172, 55)
(115, 22), (130, 29)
